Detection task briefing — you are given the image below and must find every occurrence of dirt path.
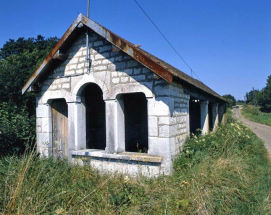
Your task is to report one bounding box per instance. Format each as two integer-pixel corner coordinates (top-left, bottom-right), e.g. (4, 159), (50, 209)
(233, 108), (271, 157)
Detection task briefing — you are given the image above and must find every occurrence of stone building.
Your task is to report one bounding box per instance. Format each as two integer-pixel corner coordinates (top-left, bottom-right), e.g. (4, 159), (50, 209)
(22, 14), (227, 177)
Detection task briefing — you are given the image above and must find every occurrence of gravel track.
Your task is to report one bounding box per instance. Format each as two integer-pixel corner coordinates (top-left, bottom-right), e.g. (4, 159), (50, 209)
(233, 107), (271, 157)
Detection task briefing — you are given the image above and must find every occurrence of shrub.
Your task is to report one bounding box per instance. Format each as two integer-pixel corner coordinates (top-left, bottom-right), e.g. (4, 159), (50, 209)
(0, 102), (35, 155)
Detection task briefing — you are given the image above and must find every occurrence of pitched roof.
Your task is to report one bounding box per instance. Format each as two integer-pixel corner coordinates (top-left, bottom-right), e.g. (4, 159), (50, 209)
(22, 14), (227, 103)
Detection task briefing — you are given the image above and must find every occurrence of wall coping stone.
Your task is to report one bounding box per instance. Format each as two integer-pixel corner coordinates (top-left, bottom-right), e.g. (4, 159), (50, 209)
(71, 149), (163, 163)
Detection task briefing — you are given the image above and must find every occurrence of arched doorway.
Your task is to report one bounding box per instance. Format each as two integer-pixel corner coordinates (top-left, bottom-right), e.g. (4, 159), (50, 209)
(82, 84), (106, 150)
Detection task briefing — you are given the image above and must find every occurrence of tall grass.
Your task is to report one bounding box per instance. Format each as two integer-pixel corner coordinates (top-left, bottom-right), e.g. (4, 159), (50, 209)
(241, 105), (271, 126)
(0, 112), (270, 214)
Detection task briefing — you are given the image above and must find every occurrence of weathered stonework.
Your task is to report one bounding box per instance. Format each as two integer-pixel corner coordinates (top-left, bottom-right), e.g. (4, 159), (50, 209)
(34, 29), (223, 177)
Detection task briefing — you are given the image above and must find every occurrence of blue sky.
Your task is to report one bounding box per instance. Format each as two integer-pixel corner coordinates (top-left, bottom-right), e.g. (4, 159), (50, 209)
(1, 0), (270, 100)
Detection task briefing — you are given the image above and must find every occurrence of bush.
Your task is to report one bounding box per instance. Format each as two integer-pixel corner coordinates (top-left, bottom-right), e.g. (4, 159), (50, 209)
(0, 102), (35, 155)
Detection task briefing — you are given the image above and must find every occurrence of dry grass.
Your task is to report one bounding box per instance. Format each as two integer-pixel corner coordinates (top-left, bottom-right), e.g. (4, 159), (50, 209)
(0, 112), (270, 214)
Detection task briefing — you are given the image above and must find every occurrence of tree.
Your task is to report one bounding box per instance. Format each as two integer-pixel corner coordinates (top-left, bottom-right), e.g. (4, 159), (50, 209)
(0, 35), (58, 154)
(259, 75), (271, 112)
(245, 89), (261, 105)
(222, 94), (236, 107)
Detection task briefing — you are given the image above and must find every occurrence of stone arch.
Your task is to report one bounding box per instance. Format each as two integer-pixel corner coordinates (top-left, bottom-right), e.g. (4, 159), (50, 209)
(41, 90), (76, 104)
(72, 74), (110, 101)
(110, 84), (154, 100)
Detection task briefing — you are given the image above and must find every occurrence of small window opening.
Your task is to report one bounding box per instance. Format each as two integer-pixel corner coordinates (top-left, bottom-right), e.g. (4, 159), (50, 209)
(122, 93), (148, 153)
(189, 98), (201, 135)
(83, 84), (106, 149)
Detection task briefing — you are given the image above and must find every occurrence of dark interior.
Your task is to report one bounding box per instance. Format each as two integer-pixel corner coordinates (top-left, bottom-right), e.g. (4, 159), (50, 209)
(208, 103), (213, 131)
(122, 93), (148, 153)
(84, 84), (106, 149)
(189, 98), (201, 134)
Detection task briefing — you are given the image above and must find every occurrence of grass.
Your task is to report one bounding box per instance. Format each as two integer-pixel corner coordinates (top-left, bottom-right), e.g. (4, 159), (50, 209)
(0, 111), (270, 214)
(241, 105), (271, 126)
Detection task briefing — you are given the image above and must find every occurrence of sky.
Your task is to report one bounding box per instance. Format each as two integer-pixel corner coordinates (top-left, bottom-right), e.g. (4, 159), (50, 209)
(0, 0), (270, 100)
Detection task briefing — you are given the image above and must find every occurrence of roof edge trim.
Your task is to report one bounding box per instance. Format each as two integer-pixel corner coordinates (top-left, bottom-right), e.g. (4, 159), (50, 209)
(22, 14), (83, 95)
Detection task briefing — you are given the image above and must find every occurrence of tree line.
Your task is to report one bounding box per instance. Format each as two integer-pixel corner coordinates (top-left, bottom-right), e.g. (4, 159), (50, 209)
(245, 75), (271, 112)
(0, 36), (58, 155)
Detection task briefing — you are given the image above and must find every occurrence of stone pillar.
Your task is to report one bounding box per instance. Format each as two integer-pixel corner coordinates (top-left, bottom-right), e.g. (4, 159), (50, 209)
(212, 103), (219, 130)
(105, 99), (116, 153)
(200, 101), (209, 134)
(116, 97), (125, 153)
(67, 102), (76, 160)
(75, 101), (86, 150)
(67, 102), (86, 159)
(147, 97), (171, 158)
(218, 104), (226, 125)
(186, 99), (190, 137)
(36, 103), (52, 157)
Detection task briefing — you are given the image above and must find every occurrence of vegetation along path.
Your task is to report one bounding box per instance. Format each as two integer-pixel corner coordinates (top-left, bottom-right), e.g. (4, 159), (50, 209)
(233, 107), (271, 156)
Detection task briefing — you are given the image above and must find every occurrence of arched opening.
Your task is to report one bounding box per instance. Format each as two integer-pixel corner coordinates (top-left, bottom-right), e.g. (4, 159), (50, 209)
(117, 93), (148, 153)
(82, 84), (106, 150)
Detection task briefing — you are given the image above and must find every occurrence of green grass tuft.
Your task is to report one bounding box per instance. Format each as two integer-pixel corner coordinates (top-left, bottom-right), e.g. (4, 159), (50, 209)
(241, 105), (271, 126)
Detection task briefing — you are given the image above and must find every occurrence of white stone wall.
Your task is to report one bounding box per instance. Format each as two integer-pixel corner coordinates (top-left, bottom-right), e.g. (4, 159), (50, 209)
(36, 31), (190, 176)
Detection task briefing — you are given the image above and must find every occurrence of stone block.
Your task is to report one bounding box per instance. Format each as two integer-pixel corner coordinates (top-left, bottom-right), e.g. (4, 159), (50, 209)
(69, 64), (77, 70)
(60, 77), (70, 83)
(94, 65), (107, 71)
(148, 99), (170, 116)
(108, 64), (116, 71)
(94, 52), (110, 60)
(42, 117), (51, 133)
(133, 68), (141, 75)
(102, 59), (110, 65)
(154, 85), (169, 97)
(159, 125), (169, 138)
(77, 63), (85, 69)
(62, 83), (70, 89)
(37, 132), (52, 148)
(142, 67), (151, 74)
(79, 57), (86, 62)
(121, 77), (129, 83)
(114, 56), (123, 62)
(111, 72), (119, 77)
(94, 41), (103, 47)
(123, 69), (133, 75)
(148, 137), (170, 157)
(148, 116), (158, 137)
(36, 105), (50, 118)
(76, 69), (84, 74)
(74, 51), (83, 58)
(50, 85), (57, 90)
(99, 45), (111, 52)
(112, 78), (120, 84)
(133, 75), (146, 82)
(65, 70), (75, 76)
(92, 60), (102, 66)
(69, 58), (78, 64)
(127, 60), (138, 67)
(116, 62), (126, 70)
(36, 118), (42, 133)
(159, 117), (169, 125)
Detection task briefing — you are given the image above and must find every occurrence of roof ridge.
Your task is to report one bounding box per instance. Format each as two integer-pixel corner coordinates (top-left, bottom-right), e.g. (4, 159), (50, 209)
(22, 14), (227, 103)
